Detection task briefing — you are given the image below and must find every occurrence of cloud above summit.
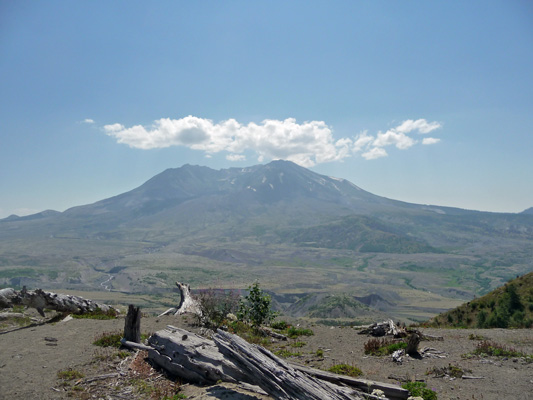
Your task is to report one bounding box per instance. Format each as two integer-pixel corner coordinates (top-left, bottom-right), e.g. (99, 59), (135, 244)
(104, 116), (441, 167)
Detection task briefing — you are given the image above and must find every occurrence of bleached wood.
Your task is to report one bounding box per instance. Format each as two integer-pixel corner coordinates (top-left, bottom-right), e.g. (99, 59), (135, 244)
(0, 287), (117, 316)
(288, 362), (409, 400)
(147, 325), (407, 400)
(213, 330), (362, 400)
(147, 325), (248, 384)
(173, 281), (201, 316)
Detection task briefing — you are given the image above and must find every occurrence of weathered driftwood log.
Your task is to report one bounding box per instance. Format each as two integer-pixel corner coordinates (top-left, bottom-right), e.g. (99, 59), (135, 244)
(289, 363), (409, 400)
(0, 288), (18, 308)
(148, 325), (248, 384)
(358, 319), (405, 338)
(213, 329), (362, 400)
(124, 305), (141, 343)
(158, 281), (202, 317)
(0, 287), (117, 317)
(147, 325), (407, 400)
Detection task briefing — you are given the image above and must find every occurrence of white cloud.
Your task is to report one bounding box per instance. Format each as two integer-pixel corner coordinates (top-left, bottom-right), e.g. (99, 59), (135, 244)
(83, 118), (95, 124)
(395, 119), (441, 134)
(362, 147), (388, 160)
(104, 116), (442, 165)
(373, 130), (416, 150)
(353, 131), (374, 152)
(422, 137), (441, 145)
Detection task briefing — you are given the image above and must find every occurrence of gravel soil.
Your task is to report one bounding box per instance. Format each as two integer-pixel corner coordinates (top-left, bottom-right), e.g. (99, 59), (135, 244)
(0, 313), (532, 400)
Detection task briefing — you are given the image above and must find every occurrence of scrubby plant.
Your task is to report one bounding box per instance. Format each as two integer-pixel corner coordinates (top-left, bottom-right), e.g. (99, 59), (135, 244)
(194, 288), (240, 328)
(274, 349), (302, 358)
(271, 320), (289, 330)
(468, 333), (485, 341)
(286, 326), (314, 338)
(57, 368), (84, 380)
(290, 341), (306, 348)
(364, 337), (407, 356)
(327, 363), (363, 377)
(401, 381), (437, 400)
(93, 331), (123, 348)
(472, 340), (531, 359)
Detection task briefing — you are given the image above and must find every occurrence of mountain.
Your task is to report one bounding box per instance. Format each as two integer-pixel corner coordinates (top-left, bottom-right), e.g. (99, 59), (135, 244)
(522, 207), (533, 215)
(1, 160), (532, 321)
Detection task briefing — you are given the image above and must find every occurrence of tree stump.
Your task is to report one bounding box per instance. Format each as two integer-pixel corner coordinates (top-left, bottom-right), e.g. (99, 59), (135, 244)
(406, 332), (421, 356)
(124, 305), (141, 343)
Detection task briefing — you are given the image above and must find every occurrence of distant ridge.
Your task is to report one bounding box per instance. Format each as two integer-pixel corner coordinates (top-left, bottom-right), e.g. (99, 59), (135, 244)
(1, 160), (532, 316)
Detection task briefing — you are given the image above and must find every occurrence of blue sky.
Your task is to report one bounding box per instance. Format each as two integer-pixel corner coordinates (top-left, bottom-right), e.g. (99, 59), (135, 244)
(1, 1), (532, 218)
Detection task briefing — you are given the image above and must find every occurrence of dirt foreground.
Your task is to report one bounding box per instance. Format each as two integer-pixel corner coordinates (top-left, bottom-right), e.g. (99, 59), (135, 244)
(0, 313), (532, 400)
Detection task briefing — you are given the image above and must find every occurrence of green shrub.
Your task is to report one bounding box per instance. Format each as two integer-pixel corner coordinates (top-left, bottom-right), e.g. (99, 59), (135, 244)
(93, 331), (122, 348)
(364, 337), (407, 356)
(290, 341), (306, 348)
(286, 326), (314, 338)
(401, 381), (437, 400)
(327, 363), (362, 377)
(237, 282), (277, 329)
(274, 349), (302, 358)
(271, 320), (289, 330)
(472, 340), (531, 359)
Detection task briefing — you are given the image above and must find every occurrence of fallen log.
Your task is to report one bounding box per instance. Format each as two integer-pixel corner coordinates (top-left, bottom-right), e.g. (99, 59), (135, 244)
(120, 339), (153, 351)
(158, 281), (201, 317)
(0, 287), (117, 317)
(288, 362), (409, 400)
(148, 325), (249, 384)
(213, 329), (361, 399)
(147, 325), (406, 399)
(358, 319), (406, 338)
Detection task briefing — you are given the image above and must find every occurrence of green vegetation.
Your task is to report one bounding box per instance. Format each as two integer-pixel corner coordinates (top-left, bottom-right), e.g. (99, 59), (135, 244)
(427, 272), (533, 328)
(274, 349), (302, 358)
(468, 333), (486, 341)
(71, 308), (118, 320)
(307, 294), (368, 318)
(271, 320), (289, 330)
(286, 326), (314, 338)
(289, 341), (306, 348)
(237, 282), (277, 329)
(427, 364), (471, 378)
(57, 368), (84, 381)
(468, 340), (533, 361)
(401, 381), (437, 400)
(195, 288), (240, 328)
(326, 363), (363, 377)
(364, 337), (407, 356)
(227, 320), (270, 346)
(288, 215), (439, 254)
(93, 331), (123, 348)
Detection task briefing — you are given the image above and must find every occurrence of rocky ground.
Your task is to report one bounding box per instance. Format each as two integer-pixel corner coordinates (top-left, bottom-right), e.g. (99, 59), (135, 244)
(0, 311), (532, 400)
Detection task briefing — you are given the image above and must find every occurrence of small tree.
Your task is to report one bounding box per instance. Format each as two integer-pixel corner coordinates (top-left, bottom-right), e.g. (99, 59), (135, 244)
(237, 282), (277, 329)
